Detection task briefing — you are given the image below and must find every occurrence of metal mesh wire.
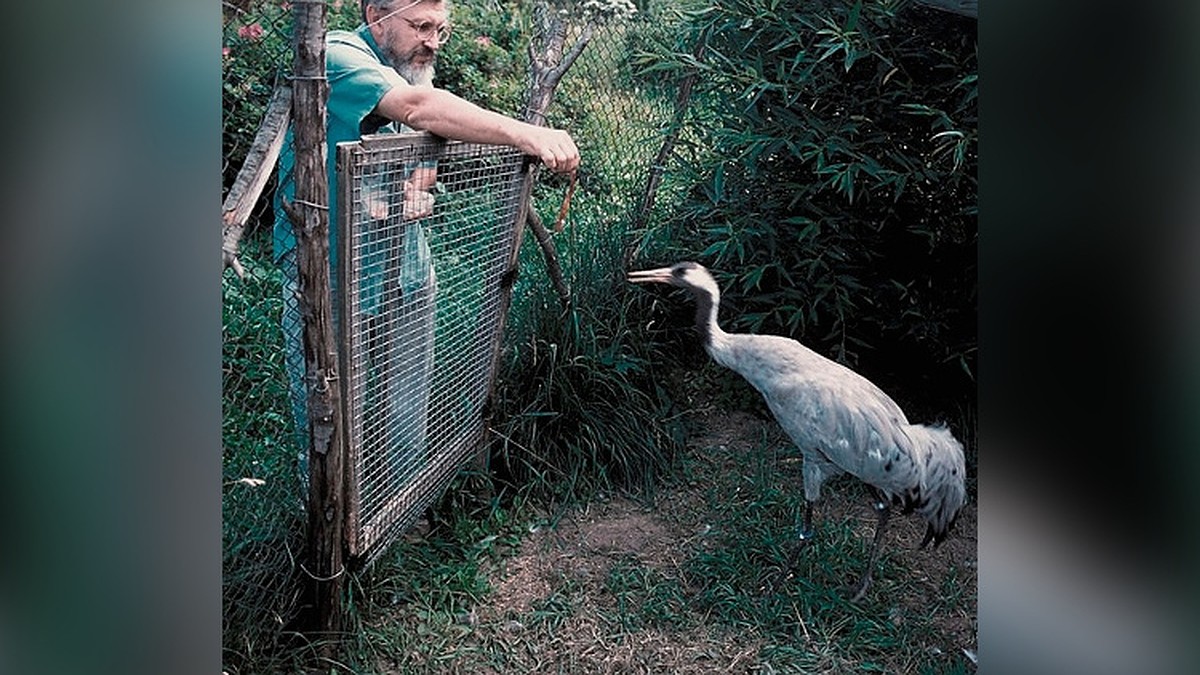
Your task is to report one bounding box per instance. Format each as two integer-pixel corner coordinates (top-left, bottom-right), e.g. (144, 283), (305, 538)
(338, 133), (525, 563)
(222, 6), (303, 666)
(511, 11), (684, 297)
(566, 20), (676, 192)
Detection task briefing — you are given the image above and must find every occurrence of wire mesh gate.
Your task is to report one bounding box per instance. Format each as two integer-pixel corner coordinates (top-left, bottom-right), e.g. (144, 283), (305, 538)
(336, 132), (525, 564)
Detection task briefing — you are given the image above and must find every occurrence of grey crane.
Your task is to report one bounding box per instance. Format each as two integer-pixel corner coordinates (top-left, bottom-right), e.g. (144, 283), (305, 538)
(629, 261), (966, 601)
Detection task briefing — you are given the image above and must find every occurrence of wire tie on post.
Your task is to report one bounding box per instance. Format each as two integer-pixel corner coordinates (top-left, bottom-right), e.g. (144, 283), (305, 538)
(291, 199), (329, 210)
(299, 562), (346, 582)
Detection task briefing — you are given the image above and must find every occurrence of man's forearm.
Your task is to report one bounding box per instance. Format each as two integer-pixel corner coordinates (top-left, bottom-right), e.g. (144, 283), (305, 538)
(376, 86), (579, 173)
(379, 87), (525, 149)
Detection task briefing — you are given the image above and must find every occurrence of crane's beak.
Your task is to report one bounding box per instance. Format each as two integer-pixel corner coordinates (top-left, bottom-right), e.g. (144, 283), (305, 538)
(627, 267), (676, 285)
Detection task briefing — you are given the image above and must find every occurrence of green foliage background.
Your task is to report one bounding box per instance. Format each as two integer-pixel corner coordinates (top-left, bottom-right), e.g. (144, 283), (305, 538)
(636, 0), (977, 419)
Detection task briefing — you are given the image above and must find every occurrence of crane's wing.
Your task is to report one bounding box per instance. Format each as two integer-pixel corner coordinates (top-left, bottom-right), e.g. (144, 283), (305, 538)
(721, 334), (919, 492)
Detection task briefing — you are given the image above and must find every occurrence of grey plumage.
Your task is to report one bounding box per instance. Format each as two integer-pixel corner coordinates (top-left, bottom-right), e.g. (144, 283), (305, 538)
(629, 261), (966, 600)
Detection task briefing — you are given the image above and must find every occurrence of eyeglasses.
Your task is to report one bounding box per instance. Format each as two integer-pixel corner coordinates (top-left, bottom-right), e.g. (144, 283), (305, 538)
(401, 17), (452, 45)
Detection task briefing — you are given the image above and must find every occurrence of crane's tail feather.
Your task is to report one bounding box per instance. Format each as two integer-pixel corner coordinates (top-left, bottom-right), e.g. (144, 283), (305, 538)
(919, 517), (959, 549)
(920, 524), (936, 549)
(908, 424), (967, 548)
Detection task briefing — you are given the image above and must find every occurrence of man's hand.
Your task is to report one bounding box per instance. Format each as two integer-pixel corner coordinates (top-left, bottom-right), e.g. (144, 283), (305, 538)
(520, 126), (580, 174)
(402, 180), (434, 221)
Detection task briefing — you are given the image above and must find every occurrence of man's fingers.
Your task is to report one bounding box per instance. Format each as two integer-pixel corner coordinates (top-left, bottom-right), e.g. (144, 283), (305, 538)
(530, 128), (579, 174)
(543, 145), (579, 174)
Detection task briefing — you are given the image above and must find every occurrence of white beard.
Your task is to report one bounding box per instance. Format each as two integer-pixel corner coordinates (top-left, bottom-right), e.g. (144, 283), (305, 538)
(398, 63), (435, 87)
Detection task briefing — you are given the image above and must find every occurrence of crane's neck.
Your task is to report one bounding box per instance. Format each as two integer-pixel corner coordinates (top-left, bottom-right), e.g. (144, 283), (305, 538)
(693, 286), (728, 354)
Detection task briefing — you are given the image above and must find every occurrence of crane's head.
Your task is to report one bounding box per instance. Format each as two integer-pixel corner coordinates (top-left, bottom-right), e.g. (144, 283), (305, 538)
(629, 262), (725, 345)
(627, 261), (720, 300)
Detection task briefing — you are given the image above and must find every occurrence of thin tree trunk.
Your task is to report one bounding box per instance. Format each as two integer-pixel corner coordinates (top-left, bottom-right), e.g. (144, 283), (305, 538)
(477, 5), (592, 474)
(626, 31), (706, 268)
(526, 207), (570, 307)
(519, 4), (593, 309)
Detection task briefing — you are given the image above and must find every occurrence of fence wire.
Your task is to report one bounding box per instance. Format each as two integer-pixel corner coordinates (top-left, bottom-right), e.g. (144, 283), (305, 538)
(222, 4), (306, 667)
(222, 1), (293, 200)
(223, 2), (692, 669)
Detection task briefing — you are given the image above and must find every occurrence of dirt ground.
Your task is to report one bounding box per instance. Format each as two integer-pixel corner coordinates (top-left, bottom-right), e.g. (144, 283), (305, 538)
(459, 409), (979, 673)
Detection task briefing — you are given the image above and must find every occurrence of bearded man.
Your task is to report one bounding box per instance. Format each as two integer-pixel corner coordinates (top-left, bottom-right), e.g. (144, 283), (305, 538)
(274, 0), (580, 482)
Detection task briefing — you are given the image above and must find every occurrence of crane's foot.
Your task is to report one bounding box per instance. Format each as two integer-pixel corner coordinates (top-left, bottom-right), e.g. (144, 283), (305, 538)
(842, 572), (873, 604)
(783, 527), (815, 570)
(785, 501), (817, 570)
(838, 495), (888, 603)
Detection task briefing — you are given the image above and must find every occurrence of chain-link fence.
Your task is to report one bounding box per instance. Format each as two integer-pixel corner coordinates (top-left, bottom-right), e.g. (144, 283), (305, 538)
(222, 1), (293, 199)
(534, 10), (682, 270)
(223, 3), (305, 666)
(223, 1), (693, 668)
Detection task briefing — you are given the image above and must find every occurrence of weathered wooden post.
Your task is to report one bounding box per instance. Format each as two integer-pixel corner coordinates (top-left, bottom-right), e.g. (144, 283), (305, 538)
(221, 83), (292, 279)
(283, 0), (346, 647)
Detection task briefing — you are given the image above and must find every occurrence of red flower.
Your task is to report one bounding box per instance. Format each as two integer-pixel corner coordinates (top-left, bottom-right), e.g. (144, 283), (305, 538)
(474, 35), (492, 47)
(237, 23), (265, 40)
(223, 46), (231, 58)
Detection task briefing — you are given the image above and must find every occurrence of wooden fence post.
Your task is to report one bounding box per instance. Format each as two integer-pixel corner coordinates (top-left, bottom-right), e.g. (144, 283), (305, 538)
(284, 0), (346, 649)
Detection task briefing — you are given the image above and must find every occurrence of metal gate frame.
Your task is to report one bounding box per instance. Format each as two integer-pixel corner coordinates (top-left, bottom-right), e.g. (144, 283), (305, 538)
(335, 132), (531, 562)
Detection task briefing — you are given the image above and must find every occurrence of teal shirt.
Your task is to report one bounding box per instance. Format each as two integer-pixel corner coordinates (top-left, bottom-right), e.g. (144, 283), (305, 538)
(272, 25), (414, 265)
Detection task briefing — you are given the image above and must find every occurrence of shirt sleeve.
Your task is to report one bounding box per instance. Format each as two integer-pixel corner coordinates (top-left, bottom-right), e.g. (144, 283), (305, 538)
(325, 32), (408, 135)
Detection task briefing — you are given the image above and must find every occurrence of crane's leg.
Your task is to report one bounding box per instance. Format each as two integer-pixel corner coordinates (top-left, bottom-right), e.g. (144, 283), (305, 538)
(797, 500), (815, 541)
(785, 500), (817, 570)
(787, 455), (830, 568)
(847, 495), (891, 603)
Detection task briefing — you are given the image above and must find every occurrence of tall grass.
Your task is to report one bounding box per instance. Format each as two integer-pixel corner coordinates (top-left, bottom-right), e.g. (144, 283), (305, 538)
(487, 187), (688, 502)
(482, 7), (696, 505)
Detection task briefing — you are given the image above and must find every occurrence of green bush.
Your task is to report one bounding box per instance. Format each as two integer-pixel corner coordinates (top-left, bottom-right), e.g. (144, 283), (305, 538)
(435, 0), (531, 117)
(636, 0), (977, 416)
(222, 0), (362, 215)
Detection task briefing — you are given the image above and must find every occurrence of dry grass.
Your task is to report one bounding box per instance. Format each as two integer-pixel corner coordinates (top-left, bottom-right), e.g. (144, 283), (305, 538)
(343, 407), (977, 674)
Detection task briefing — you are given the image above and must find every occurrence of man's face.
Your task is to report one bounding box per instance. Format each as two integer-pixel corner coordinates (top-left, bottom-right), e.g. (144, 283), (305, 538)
(368, 1), (449, 86)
